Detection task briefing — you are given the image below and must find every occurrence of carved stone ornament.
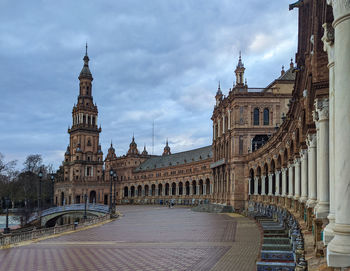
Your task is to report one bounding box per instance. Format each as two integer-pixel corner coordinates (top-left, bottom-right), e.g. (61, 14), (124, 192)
(294, 157), (301, 164)
(312, 109), (319, 122)
(307, 133), (317, 148)
(328, 0), (350, 21)
(267, 158), (271, 163)
(322, 23), (335, 64)
(316, 98), (329, 121)
(279, 148), (285, 155)
(273, 154), (278, 160)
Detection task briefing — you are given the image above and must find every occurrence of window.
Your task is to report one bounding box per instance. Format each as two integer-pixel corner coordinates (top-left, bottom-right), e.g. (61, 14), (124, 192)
(263, 108), (269, 125)
(253, 108), (259, 125)
(240, 106), (244, 124)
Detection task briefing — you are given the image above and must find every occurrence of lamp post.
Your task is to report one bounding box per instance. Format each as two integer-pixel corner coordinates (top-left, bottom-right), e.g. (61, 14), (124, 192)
(50, 174), (55, 207)
(113, 172), (117, 210)
(83, 194), (88, 219)
(109, 169), (114, 213)
(3, 197), (10, 234)
(38, 169), (43, 210)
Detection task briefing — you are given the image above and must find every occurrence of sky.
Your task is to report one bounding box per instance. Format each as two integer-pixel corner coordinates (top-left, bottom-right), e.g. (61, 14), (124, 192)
(0, 0), (298, 171)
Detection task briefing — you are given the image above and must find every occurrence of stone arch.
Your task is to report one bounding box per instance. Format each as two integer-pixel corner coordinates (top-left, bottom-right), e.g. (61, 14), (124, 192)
(158, 183), (162, 196)
(144, 185), (149, 196)
(151, 184), (156, 196)
(192, 180), (197, 195)
(179, 182), (183, 195)
(199, 179), (204, 195)
(257, 166), (262, 194)
(263, 163), (269, 194)
(137, 185), (142, 197)
(185, 181), (190, 195)
(270, 159), (276, 195)
(249, 168), (255, 195)
(124, 186), (128, 197)
(171, 182), (176, 195)
(165, 183), (170, 196)
(89, 190), (96, 204)
(205, 178), (210, 194)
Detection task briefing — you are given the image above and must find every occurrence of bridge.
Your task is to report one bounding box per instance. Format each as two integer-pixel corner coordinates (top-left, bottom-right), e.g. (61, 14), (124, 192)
(28, 204), (110, 227)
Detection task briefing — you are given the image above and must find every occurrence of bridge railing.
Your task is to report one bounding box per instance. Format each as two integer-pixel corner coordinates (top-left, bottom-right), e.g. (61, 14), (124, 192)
(0, 214), (111, 247)
(28, 203), (109, 223)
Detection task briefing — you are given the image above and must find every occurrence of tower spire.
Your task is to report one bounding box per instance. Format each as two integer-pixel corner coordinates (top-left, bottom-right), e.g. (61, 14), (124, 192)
(85, 42), (88, 56)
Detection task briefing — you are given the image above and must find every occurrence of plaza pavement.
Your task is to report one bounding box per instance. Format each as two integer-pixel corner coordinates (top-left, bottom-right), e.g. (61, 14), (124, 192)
(0, 205), (261, 271)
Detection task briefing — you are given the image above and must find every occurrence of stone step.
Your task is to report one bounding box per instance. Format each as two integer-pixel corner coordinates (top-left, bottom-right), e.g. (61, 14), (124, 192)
(263, 237), (291, 245)
(262, 244), (293, 251)
(260, 250), (295, 262)
(256, 261), (295, 271)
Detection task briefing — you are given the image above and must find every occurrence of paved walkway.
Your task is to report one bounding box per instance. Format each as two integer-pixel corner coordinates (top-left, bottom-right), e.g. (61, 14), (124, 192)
(0, 206), (261, 271)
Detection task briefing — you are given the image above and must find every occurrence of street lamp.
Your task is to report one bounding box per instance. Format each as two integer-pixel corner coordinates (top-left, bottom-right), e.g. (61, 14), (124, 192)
(109, 169), (114, 213)
(3, 197), (10, 234)
(38, 169), (43, 210)
(83, 194), (88, 219)
(113, 172), (117, 210)
(50, 174), (55, 207)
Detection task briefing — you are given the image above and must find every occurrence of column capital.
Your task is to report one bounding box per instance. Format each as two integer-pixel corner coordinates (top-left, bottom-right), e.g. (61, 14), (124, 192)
(300, 148), (307, 157)
(294, 157), (301, 165)
(322, 23), (335, 65)
(268, 173), (274, 178)
(281, 167), (288, 173)
(316, 98), (329, 121)
(307, 133), (317, 148)
(328, 0), (350, 23)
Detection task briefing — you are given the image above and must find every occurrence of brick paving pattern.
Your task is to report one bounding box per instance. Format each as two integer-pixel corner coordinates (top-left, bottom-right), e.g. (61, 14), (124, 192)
(0, 206), (260, 271)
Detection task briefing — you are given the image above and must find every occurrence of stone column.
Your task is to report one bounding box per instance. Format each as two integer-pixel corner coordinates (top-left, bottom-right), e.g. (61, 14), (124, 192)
(162, 185), (165, 196)
(155, 187), (159, 197)
(275, 170), (281, 196)
(268, 174), (273, 195)
(248, 178), (252, 195)
(281, 168), (287, 197)
(189, 185), (193, 196)
(300, 149), (308, 202)
(128, 188), (131, 198)
(294, 158), (301, 200)
(315, 98), (330, 219)
(328, 1), (350, 266)
(306, 134), (317, 208)
(314, 110), (321, 211)
(203, 184), (207, 195)
(288, 163), (294, 198)
(261, 176), (266, 195)
(176, 185), (179, 196)
(322, 22), (336, 245)
(169, 186), (172, 196)
(197, 185), (200, 196)
(210, 184), (213, 195)
(228, 109), (231, 130)
(254, 177), (259, 195)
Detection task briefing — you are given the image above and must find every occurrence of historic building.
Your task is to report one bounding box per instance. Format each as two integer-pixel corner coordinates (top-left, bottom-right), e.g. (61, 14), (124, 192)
(55, 46), (106, 206)
(55, 0), (350, 267)
(244, 0), (350, 268)
(211, 55), (295, 209)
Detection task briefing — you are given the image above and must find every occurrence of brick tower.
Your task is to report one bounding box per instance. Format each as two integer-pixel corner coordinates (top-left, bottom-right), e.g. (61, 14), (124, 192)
(58, 45), (104, 205)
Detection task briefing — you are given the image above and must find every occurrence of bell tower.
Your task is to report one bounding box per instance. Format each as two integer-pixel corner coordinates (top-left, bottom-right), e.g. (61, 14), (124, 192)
(234, 52), (246, 86)
(63, 45), (103, 185)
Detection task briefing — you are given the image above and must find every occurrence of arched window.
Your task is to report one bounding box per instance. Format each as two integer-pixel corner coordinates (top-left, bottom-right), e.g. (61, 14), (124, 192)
(263, 108), (269, 125)
(253, 108), (259, 125)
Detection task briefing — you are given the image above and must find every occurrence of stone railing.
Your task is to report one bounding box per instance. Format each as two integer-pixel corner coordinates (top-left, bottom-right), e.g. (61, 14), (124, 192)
(0, 214), (111, 248)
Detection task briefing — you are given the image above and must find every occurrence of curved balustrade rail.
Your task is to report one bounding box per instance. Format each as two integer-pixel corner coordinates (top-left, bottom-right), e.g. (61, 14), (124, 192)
(0, 214), (111, 248)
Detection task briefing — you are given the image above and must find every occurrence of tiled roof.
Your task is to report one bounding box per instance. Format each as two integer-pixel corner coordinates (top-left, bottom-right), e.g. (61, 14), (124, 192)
(134, 145), (212, 172)
(277, 68), (295, 81)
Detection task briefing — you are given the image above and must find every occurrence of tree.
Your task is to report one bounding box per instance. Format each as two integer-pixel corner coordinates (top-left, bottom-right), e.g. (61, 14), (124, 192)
(23, 154), (42, 174)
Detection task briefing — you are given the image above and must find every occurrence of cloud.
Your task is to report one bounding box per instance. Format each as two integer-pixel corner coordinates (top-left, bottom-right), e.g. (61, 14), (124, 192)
(0, 0), (298, 170)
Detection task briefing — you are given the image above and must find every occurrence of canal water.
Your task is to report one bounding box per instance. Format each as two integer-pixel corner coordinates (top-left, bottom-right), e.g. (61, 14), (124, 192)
(0, 215), (20, 230)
